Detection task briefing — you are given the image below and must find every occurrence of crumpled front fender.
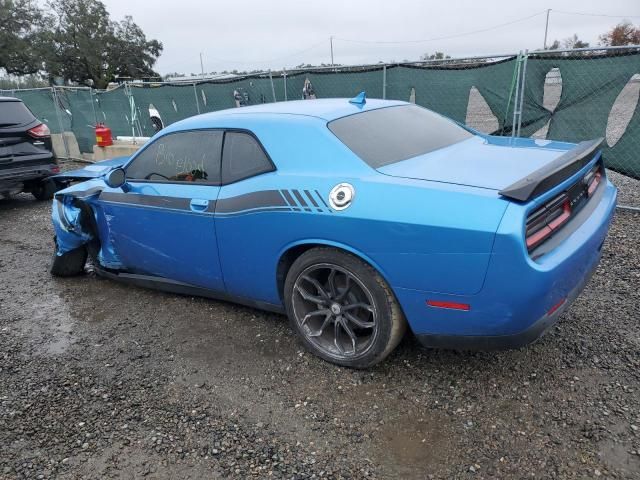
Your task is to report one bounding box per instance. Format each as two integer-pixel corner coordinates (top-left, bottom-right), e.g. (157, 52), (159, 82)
(52, 195), (93, 255)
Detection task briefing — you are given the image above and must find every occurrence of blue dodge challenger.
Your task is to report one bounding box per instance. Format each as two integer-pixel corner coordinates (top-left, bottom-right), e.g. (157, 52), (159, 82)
(51, 95), (617, 368)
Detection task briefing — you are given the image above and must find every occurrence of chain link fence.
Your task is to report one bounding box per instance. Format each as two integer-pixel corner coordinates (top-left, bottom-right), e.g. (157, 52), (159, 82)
(2, 46), (639, 208)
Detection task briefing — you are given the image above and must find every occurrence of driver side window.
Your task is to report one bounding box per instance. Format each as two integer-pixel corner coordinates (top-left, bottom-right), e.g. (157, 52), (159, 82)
(126, 130), (223, 184)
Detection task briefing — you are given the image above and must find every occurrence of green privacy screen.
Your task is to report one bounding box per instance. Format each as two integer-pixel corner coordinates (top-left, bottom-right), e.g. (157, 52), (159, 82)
(4, 49), (639, 179)
(5, 89), (68, 133)
(521, 51), (640, 177)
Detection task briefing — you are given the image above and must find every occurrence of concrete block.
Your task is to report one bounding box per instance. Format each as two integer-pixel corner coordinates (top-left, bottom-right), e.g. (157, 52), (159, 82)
(51, 132), (82, 159)
(93, 141), (142, 161)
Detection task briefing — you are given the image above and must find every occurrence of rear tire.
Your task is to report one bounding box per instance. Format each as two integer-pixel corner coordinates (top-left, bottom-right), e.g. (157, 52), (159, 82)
(51, 241), (87, 277)
(32, 179), (57, 201)
(284, 247), (406, 368)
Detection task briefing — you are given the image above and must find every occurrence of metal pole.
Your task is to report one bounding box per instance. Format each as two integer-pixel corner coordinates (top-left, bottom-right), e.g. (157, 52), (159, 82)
(533, 44), (638, 55)
(52, 87), (70, 159)
(511, 52), (522, 139)
(200, 53), (205, 80)
(543, 9), (551, 49)
(516, 50), (528, 137)
(283, 69), (288, 101)
(125, 82), (137, 142)
(330, 36), (334, 66)
(617, 205), (640, 212)
(193, 82), (200, 114)
(89, 88), (98, 126)
(382, 65), (387, 99)
(269, 70), (276, 103)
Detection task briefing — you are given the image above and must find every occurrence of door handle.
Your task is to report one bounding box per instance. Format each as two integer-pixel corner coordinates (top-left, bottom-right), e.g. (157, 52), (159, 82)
(190, 199), (209, 212)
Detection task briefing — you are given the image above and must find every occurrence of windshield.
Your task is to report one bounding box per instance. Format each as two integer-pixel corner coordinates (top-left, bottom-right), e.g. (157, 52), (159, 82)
(328, 104), (473, 168)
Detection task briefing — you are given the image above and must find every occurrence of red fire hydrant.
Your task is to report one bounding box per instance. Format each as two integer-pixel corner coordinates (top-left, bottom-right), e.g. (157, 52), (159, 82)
(95, 123), (113, 147)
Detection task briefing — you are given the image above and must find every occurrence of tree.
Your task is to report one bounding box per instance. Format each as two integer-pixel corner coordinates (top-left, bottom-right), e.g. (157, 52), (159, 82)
(0, 0), (50, 75)
(44, 0), (163, 88)
(599, 21), (640, 46)
(562, 34), (589, 49)
(420, 52), (451, 61)
(547, 39), (561, 50)
(109, 16), (163, 80)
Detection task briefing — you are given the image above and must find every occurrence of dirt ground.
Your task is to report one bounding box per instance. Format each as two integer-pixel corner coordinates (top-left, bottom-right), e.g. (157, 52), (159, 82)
(1, 185), (639, 479)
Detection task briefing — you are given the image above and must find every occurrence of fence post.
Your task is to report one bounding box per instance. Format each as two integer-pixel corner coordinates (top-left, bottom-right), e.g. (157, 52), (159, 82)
(283, 69), (287, 102)
(269, 70), (277, 103)
(382, 65), (387, 99)
(124, 82), (138, 142)
(516, 50), (528, 137)
(89, 87), (98, 126)
(52, 87), (70, 159)
(511, 52), (523, 139)
(193, 82), (201, 114)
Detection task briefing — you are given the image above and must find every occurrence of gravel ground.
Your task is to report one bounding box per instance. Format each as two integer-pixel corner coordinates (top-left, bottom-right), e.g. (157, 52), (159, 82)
(1, 165), (639, 479)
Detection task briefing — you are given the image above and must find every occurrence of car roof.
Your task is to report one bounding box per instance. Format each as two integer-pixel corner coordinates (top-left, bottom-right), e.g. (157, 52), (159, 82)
(194, 98), (408, 122)
(0, 97), (22, 102)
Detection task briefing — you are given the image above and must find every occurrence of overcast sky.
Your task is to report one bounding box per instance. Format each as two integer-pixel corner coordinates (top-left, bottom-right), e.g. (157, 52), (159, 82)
(97, 0), (640, 74)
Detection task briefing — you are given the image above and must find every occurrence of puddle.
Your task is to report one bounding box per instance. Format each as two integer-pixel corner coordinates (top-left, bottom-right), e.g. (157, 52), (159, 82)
(374, 412), (453, 478)
(19, 292), (75, 355)
(174, 305), (292, 370)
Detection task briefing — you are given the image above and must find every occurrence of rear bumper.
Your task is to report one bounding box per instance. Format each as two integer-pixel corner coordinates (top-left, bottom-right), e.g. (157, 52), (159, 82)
(415, 249), (600, 349)
(395, 179), (617, 349)
(0, 160), (58, 190)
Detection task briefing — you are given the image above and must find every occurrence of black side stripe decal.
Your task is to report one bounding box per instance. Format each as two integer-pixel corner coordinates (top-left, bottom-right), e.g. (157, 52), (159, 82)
(280, 189), (297, 207)
(216, 206), (292, 217)
(304, 190), (319, 208)
(99, 191), (209, 212)
(292, 190), (308, 207)
(315, 190), (331, 211)
(215, 190), (287, 213)
(97, 189), (327, 215)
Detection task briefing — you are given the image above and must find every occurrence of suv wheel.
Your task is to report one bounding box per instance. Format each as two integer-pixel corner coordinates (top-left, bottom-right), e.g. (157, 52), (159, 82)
(31, 179), (57, 201)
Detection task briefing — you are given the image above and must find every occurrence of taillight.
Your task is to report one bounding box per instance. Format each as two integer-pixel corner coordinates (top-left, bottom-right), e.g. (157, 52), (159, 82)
(584, 165), (602, 197)
(27, 123), (51, 138)
(525, 193), (572, 251)
(525, 162), (604, 254)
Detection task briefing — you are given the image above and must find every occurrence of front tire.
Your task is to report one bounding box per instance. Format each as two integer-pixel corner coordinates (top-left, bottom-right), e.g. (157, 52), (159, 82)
(284, 248), (406, 368)
(51, 241), (87, 277)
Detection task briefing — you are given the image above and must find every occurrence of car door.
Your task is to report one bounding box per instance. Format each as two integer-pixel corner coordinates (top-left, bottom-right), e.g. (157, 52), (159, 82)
(215, 130), (283, 302)
(97, 129), (225, 291)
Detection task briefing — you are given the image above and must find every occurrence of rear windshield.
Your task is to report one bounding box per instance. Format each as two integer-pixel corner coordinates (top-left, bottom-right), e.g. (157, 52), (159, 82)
(328, 104), (473, 168)
(0, 100), (36, 127)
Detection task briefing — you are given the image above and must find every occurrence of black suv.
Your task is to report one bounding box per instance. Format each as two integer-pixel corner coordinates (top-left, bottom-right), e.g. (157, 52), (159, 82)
(0, 97), (59, 200)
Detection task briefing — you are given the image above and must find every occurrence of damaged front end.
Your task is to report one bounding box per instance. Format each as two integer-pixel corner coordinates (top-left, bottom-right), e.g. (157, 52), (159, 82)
(51, 157), (130, 270)
(52, 180), (124, 270)
(52, 193), (94, 255)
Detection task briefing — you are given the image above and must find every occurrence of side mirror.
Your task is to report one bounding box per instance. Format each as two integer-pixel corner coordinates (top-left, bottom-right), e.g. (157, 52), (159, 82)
(105, 167), (126, 189)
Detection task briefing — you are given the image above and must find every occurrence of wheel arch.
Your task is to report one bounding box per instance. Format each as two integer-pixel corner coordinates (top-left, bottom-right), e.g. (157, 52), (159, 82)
(275, 239), (395, 305)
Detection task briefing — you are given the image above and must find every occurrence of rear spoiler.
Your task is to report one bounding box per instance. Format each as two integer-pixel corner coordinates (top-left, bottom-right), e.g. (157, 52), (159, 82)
(499, 137), (604, 202)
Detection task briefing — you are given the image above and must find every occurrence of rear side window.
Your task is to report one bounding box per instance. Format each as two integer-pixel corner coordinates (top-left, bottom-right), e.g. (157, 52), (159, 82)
(126, 130), (223, 183)
(0, 100), (36, 127)
(222, 131), (273, 184)
(328, 104), (473, 168)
